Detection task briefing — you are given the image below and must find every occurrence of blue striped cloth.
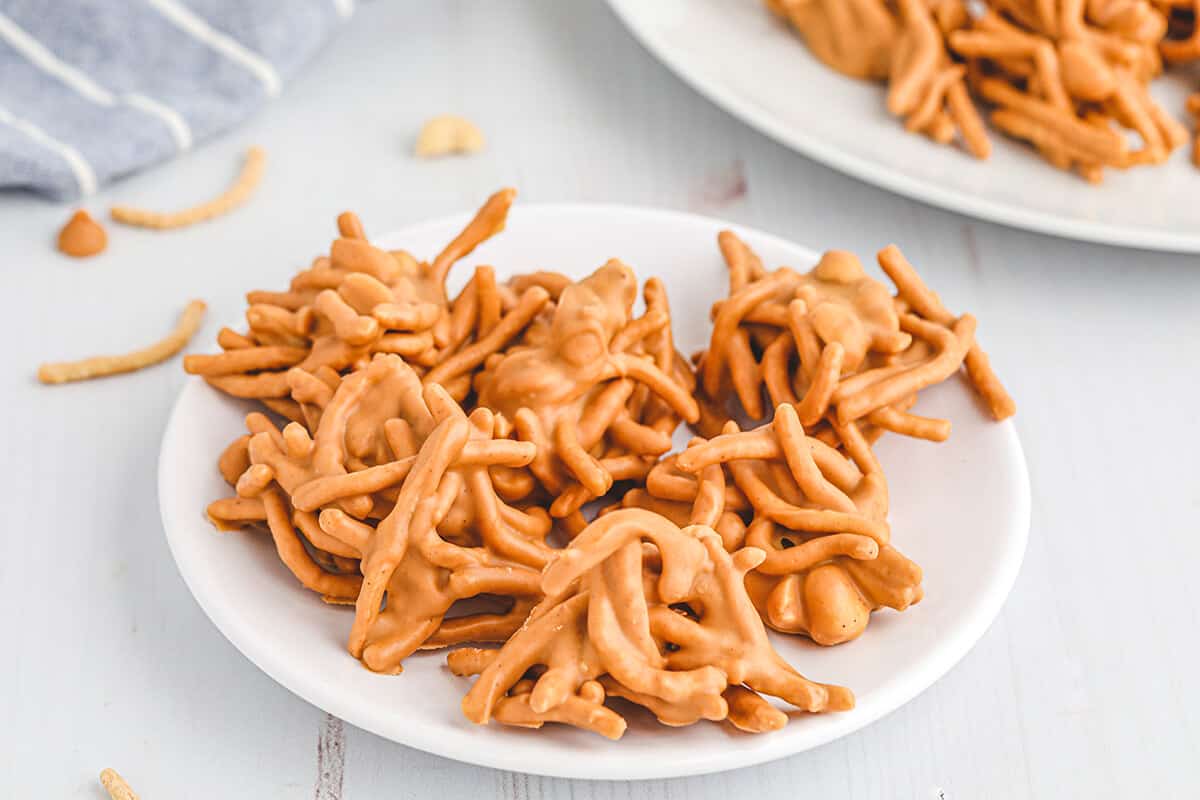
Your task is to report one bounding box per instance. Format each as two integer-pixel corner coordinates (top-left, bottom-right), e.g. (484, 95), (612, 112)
(0, 0), (353, 200)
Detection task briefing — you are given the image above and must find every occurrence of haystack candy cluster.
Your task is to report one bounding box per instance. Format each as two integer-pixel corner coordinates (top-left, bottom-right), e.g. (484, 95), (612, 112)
(694, 230), (1014, 445)
(192, 188), (1014, 739)
(625, 404), (923, 646)
(452, 509), (853, 738)
(769, 0), (1200, 179)
(207, 355), (554, 673)
(184, 189), (520, 416)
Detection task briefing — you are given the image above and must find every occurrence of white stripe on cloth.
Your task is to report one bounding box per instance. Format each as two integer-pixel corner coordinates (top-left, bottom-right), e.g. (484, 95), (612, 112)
(0, 104), (98, 196)
(333, 0), (355, 19)
(123, 93), (192, 150)
(146, 0), (282, 97)
(0, 11), (194, 152)
(0, 12), (113, 104)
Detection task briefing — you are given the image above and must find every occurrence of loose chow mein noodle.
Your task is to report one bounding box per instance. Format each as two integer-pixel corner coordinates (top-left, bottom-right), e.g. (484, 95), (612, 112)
(111, 146), (266, 229)
(39, 299), (206, 384)
(696, 230), (1013, 442)
(768, 0), (1199, 181)
(451, 509), (853, 738)
(194, 188), (1014, 740)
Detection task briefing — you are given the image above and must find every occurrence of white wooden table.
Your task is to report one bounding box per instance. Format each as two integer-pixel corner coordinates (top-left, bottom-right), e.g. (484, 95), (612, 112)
(2, 2), (1197, 797)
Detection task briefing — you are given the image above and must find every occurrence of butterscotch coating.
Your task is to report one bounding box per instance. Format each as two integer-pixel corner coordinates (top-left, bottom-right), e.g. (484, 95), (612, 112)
(641, 403), (923, 646)
(889, 0), (990, 157)
(950, 3), (1182, 179)
(770, 0), (1200, 179)
(698, 231), (1012, 446)
(767, 0), (896, 79)
(702, 238), (911, 421)
(769, 0), (989, 156)
(471, 261), (699, 514)
(208, 354), (555, 672)
(453, 509), (852, 738)
(745, 533), (923, 645)
(57, 209), (107, 257)
(188, 188), (517, 403)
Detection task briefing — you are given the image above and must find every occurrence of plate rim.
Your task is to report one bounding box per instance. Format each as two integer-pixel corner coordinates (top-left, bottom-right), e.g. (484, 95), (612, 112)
(604, 0), (1200, 253)
(158, 202), (1032, 780)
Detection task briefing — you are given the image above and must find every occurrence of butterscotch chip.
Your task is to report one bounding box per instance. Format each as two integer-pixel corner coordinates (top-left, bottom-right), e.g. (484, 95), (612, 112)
(57, 209), (107, 257)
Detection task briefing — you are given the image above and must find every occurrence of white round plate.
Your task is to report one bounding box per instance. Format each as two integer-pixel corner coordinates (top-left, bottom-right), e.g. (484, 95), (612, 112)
(159, 204), (1030, 780)
(607, 0), (1200, 252)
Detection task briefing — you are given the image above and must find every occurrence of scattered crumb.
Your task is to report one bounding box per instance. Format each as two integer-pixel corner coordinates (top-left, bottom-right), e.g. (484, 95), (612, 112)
(415, 115), (486, 158)
(99, 768), (139, 800)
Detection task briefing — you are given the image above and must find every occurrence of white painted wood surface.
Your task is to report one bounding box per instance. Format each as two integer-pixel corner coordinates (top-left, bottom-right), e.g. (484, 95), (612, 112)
(1, 2), (1196, 797)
